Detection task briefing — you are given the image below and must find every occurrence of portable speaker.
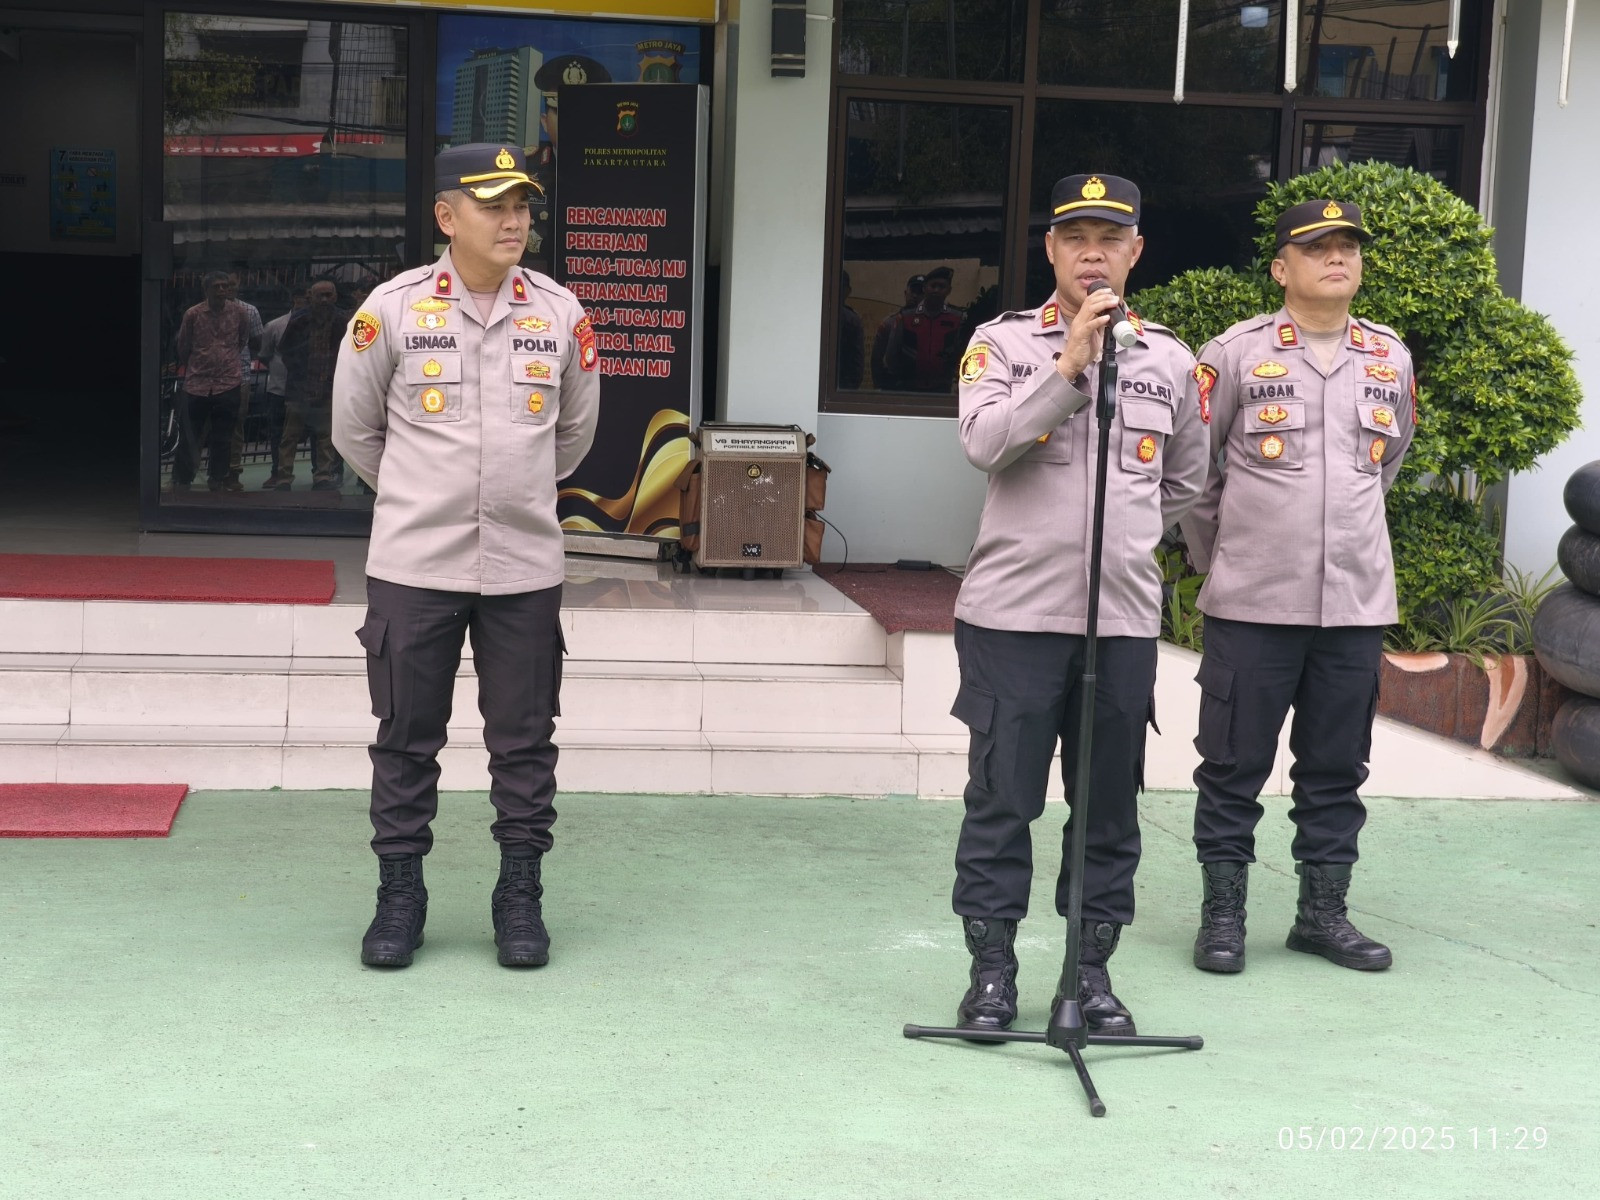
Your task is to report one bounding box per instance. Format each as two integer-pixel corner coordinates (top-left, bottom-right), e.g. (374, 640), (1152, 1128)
(693, 423), (808, 569)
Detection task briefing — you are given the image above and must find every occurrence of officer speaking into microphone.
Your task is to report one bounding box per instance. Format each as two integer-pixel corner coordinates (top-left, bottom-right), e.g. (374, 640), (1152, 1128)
(333, 143), (600, 970)
(947, 174), (1209, 1036)
(1181, 199), (1415, 975)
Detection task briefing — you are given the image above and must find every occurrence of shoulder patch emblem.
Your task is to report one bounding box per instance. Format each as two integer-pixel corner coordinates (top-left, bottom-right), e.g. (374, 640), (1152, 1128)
(1259, 434), (1286, 460)
(1193, 363), (1217, 425)
(411, 297), (450, 314)
(351, 312), (380, 352)
(574, 315), (598, 371)
(1258, 403), (1289, 425)
(1365, 363), (1398, 383)
(1041, 304), (1059, 328)
(1252, 360), (1288, 378)
(1277, 323), (1298, 347)
(959, 344), (990, 385)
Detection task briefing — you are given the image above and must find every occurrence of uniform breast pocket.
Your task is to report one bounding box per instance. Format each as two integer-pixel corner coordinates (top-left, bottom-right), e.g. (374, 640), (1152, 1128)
(1355, 400), (1399, 473)
(401, 353), (463, 423)
(1242, 397), (1305, 469)
(512, 372), (560, 427)
(1118, 397), (1172, 478)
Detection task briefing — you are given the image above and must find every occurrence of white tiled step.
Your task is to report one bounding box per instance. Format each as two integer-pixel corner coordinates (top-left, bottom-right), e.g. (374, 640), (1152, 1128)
(1, 725), (928, 797)
(0, 654), (902, 735)
(0, 599), (888, 666)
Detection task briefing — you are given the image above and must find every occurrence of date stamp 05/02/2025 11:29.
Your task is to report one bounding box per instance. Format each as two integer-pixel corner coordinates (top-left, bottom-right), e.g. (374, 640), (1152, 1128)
(1277, 1127), (1549, 1152)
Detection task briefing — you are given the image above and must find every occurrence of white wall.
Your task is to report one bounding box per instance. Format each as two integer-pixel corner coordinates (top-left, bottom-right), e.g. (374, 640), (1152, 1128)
(0, 31), (140, 257)
(1504, 0), (1600, 574)
(718, 1), (986, 565)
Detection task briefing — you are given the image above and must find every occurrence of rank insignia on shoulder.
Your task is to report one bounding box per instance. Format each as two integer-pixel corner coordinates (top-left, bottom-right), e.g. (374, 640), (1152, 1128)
(435, 272), (453, 297)
(1370, 335), (1391, 358)
(1136, 435), (1157, 463)
(959, 344), (990, 385)
(528, 392), (544, 414)
(1369, 437), (1387, 464)
(511, 276), (528, 303)
(1126, 311), (1144, 336)
(1193, 363), (1217, 425)
(1373, 407), (1393, 427)
(351, 312), (381, 352)
(1277, 323), (1298, 347)
(513, 315), (551, 333)
(1041, 304), (1059, 328)
(1258, 403), (1289, 424)
(421, 387), (445, 413)
(525, 361), (552, 380)
(1259, 434), (1286, 460)
(411, 297), (450, 314)
(1252, 360), (1288, 378)
(1365, 363), (1398, 382)
(422, 359), (442, 378)
(417, 313), (447, 330)
(1349, 324), (1366, 349)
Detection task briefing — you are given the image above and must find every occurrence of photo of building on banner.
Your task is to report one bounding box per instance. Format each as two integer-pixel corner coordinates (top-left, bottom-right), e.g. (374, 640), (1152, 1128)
(435, 16), (708, 539)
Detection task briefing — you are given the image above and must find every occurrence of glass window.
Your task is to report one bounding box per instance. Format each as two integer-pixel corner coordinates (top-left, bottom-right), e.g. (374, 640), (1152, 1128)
(1300, 120), (1464, 193)
(838, 0), (1027, 82)
(160, 13), (407, 512)
(1037, 0), (1281, 92)
(1299, 0), (1482, 102)
(1028, 99), (1278, 297)
(834, 100), (1012, 400)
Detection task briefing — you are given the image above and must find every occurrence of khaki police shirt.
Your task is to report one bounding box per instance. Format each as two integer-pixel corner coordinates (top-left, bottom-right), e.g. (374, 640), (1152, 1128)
(1180, 308), (1416, 627)
(332, 249), (601, 595)
(954, 299), (1211, 638)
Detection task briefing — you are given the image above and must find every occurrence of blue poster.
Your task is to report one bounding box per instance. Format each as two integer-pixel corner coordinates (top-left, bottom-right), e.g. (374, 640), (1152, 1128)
(49, 148), (117, 242)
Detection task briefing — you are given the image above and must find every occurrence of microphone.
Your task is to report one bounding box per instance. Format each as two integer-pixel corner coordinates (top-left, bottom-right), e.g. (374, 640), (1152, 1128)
(1087, 280), (1140, 349)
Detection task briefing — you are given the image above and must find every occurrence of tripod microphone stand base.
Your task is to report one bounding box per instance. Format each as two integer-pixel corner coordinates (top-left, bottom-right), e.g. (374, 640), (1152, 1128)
(903, 1002), (1203, 1118)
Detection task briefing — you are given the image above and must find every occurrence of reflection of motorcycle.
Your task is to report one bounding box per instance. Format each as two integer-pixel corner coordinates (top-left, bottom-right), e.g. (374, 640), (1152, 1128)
(158, 377), (182, 460)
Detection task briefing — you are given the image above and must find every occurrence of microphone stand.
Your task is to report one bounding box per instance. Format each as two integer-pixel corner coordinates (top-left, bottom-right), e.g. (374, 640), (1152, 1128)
(903, 318), (1204, 1117)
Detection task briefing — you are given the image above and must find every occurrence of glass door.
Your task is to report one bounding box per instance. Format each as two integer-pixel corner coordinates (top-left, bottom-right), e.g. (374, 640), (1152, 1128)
(146, 7), (413, 531)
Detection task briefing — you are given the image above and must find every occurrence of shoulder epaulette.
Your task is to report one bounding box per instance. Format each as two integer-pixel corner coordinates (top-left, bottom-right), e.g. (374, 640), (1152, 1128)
(1128, 313), (1192, 355)
(1210, 312), (1274, 347)
(371, 263), (432, 300)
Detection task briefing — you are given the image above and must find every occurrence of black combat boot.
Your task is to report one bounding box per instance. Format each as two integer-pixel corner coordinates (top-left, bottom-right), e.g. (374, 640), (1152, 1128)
(1052, 920), (1137, 1037)
(361, 854), (427, 967)
(491, 846), (550, 967)
(1194, 862), (1249, 973)
(1285, 862), (1392, 970)
(956, 917), (1019, 1033)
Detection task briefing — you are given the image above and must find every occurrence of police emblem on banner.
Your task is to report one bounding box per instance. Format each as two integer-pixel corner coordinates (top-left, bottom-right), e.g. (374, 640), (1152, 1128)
(959, 344), (989, 385)
(617, 102), (639, 136)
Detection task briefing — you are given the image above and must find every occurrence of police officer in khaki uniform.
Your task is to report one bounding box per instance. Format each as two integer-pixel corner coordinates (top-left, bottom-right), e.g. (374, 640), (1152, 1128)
(949, 174), (1210, 1035)
(333, 144), (600, 970)
(1181, 199), (1415, 976)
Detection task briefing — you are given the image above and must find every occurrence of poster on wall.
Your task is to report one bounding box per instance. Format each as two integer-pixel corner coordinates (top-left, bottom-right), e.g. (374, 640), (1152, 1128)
(49, 148), (116, 242)
(555, 83), (707, 539)
(435, 14), (703, 273)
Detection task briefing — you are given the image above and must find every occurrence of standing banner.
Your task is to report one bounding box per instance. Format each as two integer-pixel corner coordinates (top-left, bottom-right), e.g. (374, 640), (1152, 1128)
(554, 83), (707, 539)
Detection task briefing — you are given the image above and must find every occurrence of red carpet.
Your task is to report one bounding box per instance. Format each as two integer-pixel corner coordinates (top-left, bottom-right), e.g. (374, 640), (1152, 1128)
(815, 563), (960, 635)
(0, 554), (336, 603)
(0, 784), (188, 837)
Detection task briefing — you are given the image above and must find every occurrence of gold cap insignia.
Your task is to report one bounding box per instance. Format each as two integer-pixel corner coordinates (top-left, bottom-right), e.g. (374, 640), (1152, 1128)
(422, 359), (442, 378)
(421, 387), (445, 413)
(1081, 176), (1107, 200)
(1260, 434), (1286, 460)
(563, 62), (588, 85)
(495, 148), (515, 170)
(1323, 201), (1344, 218)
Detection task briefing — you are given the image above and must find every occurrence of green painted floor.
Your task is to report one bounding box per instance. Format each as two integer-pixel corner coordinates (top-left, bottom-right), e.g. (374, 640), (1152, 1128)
(2, 790), (1597, 1200)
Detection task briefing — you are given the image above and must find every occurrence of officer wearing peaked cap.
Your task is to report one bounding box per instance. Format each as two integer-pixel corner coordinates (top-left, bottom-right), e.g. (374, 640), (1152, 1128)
(945, 173), (1210, 1038)
(1180, 198), (1416, 978)
(333, 142), (600, 972)
(526, 55), (612, 258)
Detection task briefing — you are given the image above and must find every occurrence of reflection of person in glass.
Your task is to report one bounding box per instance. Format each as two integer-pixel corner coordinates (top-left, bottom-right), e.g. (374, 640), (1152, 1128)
(172, 270), (258, 493)
(333, 143), (600, 972)
(871, 273), (923, 390)
(886, 265), (965, 392)
(527, 54), (612, 259)
(945, 174), (1209, 1038)
(272, 279), (349, 491)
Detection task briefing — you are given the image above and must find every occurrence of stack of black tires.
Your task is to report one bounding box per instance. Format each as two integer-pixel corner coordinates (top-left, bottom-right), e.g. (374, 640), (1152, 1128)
(1533, 460), (1600, 789)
